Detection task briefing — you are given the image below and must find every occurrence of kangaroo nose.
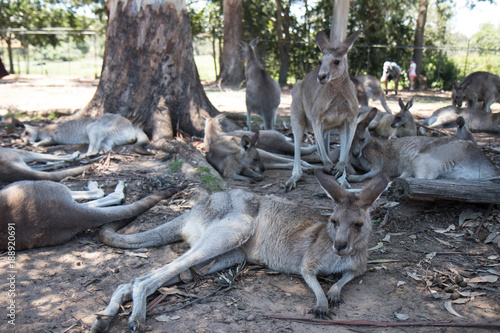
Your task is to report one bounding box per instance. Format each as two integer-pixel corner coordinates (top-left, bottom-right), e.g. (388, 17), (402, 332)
(317, 73), (328, 84)
(335, 241), (348, 253)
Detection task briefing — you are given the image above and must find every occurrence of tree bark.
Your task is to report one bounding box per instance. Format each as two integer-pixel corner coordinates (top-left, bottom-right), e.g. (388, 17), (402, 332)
(330, 0), (350, 46)
(413, 0), (428, 76)
(218, 0), (244, 85)
(387, 178), (500, 204)
(276, 0), (291, 85)
(76, 0), (218, 141)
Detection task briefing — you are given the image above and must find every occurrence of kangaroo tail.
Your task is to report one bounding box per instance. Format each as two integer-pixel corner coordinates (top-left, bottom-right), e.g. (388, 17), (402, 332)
(99, 185), (187, 249)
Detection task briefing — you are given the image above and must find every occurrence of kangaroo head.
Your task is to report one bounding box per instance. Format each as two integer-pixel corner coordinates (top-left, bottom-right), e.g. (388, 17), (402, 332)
(240, 131), (265, 173)
(391, 97), (414, 128)
(315, 30), (360, 84)
(240, 38), (260, 65)
(451, 78), (465, 108)
(203, 113), (226, 150)
(315, 169), (389, 256)
(351, 108), (377, 158)
(21, 124), (40, 144)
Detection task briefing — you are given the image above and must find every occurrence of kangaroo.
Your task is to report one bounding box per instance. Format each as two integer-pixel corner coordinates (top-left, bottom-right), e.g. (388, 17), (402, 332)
(285, 31), (361, 191)
(0, 147), (90, 183)
(350, 75), (369, 107)
(205, 125), (265, 183)
(348, 108), (499, 182)
(420, 105), (500, 133)
(371, 97), (416, 139)
(355, 74), (392, 114)
(241, 38), (281, 130)
(204, 115), (318, 179)
(90, 170), (389, 333)
(455, 116), (477, 145)
(0, 181), (184, 250)
(451, 71), (500, 113)
(20, 114), (150, 157)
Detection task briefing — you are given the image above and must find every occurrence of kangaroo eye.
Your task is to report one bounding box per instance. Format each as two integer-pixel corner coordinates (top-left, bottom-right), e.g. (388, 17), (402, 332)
(330, 219), (337, 226)
(318, 59), (323, 66)
(354, 223), (363, 229)
(333, 60), (340, 65)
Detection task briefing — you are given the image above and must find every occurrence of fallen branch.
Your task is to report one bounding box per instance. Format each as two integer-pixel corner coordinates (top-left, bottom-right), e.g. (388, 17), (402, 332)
(268, 315), (500, 328)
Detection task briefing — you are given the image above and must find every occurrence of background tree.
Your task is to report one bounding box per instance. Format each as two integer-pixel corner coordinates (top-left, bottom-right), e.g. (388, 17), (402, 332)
(77, 0), (217, 141)
(412, 0), (428, 76)
(218, 0), (244, 85)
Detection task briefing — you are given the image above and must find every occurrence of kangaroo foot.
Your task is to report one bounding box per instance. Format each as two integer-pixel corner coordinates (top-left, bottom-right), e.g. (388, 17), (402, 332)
(308, 305), (336, 320)
(90, 314), (115, 333)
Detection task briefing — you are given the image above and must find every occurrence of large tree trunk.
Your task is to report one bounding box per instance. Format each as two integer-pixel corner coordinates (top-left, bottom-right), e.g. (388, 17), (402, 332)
(217, 0), (244, 85)
(76, 0), (218, 141)
(276, 0), (291, 85)
(413, 0), (428, 76)
(330, 0), (350, 46)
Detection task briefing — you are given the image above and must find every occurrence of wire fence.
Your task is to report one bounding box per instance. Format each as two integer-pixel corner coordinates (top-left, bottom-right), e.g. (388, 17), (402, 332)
(2, 29), (499, 87)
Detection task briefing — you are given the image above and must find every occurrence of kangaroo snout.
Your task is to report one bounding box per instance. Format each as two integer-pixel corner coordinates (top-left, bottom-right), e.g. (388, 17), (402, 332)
(333, 240), (349, 255)
(317, 72), (329, 84)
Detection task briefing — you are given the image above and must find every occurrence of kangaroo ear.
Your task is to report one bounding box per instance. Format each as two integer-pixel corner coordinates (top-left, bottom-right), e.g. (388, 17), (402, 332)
(315, 31), (331, 52)
(456, 116), (465, 128)
(250, 37), (259, 48)
(407, 96), (415, 109)
(11, 117), (25, 128)
(356, 172), (390, 207)
(314, 169), (350, 203)
(250, 130), (259, 146)
(398, 98), (405, 110)
(241, 135), (251, 150)
(450, 78), (458, 89)
(338, 30), (360, 56)
(359, 108), (378, 128)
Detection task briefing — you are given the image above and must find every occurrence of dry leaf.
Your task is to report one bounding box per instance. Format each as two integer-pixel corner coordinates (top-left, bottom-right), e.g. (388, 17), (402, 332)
(434, 237), (453, 247)
(382, 234), (391, 242)
(397, 281), (406, 287)
(368, 242), (383, 251)
(434, 225), (456, 233)
(426, 252), (436, 260)
(457, 290), (486, 297)
(124, 251), (148, 258)
(467, 275), (498, 283)
(444, 301), (465, 318)
(394, 312), (409, 320)
(459, 210), (482, 227)
(155, 315), (181, 322)
(407, 271), (421, 281)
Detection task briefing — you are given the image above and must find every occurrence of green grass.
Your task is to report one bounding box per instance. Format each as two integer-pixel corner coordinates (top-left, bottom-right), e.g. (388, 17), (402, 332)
(195, 54), (217, 82)
(169, 160), (184, 173)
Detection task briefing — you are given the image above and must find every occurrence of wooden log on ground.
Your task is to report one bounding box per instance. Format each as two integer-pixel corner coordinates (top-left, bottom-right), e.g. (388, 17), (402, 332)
(387, 177), (500, 204)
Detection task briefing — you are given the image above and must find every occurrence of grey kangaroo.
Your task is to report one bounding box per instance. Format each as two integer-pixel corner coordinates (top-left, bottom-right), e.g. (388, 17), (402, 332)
(355, 74), (392, 114)
(455, 116), (477, 145)
(348, 108), (499, 182)
(21, 114), (150, 157)
(286, 31), (361, 191)
(241, 38), (281, 130)
(369, 97), (416, 139)
(0, 181), (184, 250)
(0, 147), (89, 183)
(90, 170), (389, 333)
(420, 105), (500, 133)
(451, 71), (500, 113)
(203, 115), (318, 180)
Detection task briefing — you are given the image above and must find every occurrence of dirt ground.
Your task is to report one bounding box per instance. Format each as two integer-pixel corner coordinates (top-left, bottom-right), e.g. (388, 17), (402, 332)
(1, 75), (499, 333)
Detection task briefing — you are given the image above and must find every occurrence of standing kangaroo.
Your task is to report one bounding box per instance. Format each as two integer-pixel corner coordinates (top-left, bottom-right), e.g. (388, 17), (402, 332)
(0, 147), (90, 183)
(355, 74), (392, 114)
(21, 114), (150, 157)
(241, 38), (281, 130)
(90, 170), (389, 333)
(285, 31), (361, 191)
(370, 97), (416, 139)
(0, 181), (184, 250)
(451, 71), (500, 113)
(420, 105), (500, 133)
(349, 108), (499, 182)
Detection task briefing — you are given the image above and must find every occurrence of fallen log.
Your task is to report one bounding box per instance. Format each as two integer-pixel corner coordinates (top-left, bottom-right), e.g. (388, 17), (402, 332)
(387, 177), (500, 204)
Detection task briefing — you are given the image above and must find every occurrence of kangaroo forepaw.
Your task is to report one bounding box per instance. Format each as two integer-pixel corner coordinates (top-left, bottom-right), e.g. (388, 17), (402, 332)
(308, 306), (336, 320)
(90, 314), (114, 333)
(330, 298), (345, 311)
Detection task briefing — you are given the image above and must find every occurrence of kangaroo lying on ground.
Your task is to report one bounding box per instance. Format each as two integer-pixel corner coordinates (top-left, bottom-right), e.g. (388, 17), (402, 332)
(348, 108), (499, 182)
(451, 71), (500, 113)
(90, 170), (389, 333)
(20, 114), (150, 157)
(0, 181), (184, 250)
(241, 38), (281, 130)
(286, 31), (361, 191)
(367, 97), (417, 139)
(420, 105), (500, 133)
(203, 114), (319, 178)
(0, 147), (90, 183)
(355, 74), (392, 114)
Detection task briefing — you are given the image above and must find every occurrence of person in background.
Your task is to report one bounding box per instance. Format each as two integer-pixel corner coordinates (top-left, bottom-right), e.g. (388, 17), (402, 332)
(408, 58), (417, 91)
(381, 61), (401, 95)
